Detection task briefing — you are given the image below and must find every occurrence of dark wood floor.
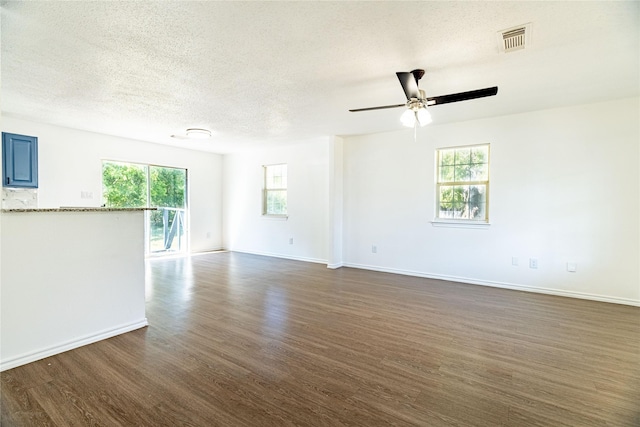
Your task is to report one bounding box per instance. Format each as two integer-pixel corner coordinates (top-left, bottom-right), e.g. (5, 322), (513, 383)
(2, 252), (639, 426)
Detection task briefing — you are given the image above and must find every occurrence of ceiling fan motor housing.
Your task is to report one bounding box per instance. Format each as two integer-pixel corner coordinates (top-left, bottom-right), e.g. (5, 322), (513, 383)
(408, 98), (426, 111)
(411, 69), (425, 82)
(408, 89), (428, 110)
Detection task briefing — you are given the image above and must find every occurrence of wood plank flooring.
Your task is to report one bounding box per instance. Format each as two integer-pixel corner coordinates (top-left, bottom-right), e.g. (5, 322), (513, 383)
(2, 251), (639, 426)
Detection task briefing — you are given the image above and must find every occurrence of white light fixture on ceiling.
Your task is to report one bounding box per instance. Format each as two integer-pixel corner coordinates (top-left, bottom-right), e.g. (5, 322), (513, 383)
(171, 128), (212, 140)
(185, 128), (212, 139)
(400, 101), (432, 128)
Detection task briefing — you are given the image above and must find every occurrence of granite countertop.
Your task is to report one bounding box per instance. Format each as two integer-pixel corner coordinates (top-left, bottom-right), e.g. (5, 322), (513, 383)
(2, 207), (157, 213)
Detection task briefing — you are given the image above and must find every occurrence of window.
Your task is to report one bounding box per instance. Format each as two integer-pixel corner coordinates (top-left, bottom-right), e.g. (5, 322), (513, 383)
(263, 164), (287, 216)
(436, 144), (489, 222)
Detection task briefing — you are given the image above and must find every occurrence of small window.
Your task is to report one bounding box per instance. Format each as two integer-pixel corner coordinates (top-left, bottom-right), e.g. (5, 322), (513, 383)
(436, 144), (489, 222)
(263, 164), (287, 216)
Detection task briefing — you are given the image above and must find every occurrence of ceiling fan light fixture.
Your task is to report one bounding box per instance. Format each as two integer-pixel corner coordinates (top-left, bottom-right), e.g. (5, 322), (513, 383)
(400, 109), (417, 128)
(185, 128), (212, 139)
(401, 105), (431, 128)
(416, 108), (432, 126)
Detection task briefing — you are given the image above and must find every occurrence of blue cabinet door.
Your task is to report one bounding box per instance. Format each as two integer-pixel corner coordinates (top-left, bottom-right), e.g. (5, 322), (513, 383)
(2, 132), (38, 188)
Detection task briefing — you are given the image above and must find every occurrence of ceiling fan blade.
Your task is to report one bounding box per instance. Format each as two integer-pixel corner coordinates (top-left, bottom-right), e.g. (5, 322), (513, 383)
(349, 103), (406, 112)
(396, 72), (420, 100)
(427, 87), (498, 106)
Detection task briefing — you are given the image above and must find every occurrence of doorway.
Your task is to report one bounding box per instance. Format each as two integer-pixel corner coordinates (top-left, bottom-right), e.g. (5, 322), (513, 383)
(102, 161), (188, 255)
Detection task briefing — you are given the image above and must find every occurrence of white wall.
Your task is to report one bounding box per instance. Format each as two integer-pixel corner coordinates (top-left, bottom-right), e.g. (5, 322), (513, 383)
(342, 97), (640, 305)
(223, 139), (330, 263)
(1, 116), (222, 253)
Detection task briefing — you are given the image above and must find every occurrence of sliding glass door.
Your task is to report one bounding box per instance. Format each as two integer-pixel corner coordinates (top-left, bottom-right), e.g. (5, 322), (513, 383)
(102, 161), (188, 255)
(148, 165), (187, 253)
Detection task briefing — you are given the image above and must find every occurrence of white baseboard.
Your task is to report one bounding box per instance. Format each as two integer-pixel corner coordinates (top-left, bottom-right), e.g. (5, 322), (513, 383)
(150, 250), (640, 307)
(0, 319), (149, 372)
(343, 262), (640, 307)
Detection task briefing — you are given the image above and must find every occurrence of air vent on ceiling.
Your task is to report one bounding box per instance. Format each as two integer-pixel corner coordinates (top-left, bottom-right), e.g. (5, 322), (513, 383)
(498, 23), (531, 53)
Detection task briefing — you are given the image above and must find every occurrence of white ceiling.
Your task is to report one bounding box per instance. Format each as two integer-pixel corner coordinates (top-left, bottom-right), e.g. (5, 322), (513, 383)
(2, 1), (638, 153)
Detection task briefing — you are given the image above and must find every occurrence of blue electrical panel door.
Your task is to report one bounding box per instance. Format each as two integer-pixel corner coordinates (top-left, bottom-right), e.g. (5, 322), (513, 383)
(2, 132), (38, 188)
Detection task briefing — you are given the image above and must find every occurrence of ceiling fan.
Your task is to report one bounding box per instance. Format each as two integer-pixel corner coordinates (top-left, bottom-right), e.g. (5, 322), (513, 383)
(349, 69), (498, 127)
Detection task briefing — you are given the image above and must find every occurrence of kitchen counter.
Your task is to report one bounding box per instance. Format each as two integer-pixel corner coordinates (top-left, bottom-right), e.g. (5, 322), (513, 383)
(2, 207), (156, 213)
(1, 208), (149, 371)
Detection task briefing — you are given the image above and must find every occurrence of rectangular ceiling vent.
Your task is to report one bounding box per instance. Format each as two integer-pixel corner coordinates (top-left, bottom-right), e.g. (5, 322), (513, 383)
(498, 23), (531, 53)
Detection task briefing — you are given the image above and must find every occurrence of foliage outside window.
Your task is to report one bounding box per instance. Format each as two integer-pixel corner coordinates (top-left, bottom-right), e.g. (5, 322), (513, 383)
(102, 161), (186, 209)
(102, 162), (147, 208)
(263, 164), (287, 216)
(436, 144), (489, 222)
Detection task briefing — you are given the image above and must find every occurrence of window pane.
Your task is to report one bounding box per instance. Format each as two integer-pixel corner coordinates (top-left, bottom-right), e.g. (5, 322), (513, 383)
(439, 146), (490, 183)
(102, 161), (147, 208)
(266, 164), (287, 189)
(439, 186), (453, 203)
(439, 202), (453, 218)
(473, 202), (486, 220)
(452, 186), (466, 204)
(454, 148), (471, 165)
(438, 184), (487, 220)
(454, 164), (470, 181)
(469, 163), (488, 181)
(471, 146), (488, 164)
(440, 150), (455, 166)
(266, 189), (287, 215)
(439, 165), (454, 182)
(467, 185), (487, 220)
(438, 186), (455, 218)
(149, 166), (186, 208)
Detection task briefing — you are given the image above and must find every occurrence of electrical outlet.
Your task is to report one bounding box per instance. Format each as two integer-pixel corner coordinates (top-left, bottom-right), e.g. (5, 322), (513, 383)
(529, 258), (538, 269)
(289, 238), (294, 245)
(512, 257), (519, 266)
(372, 245), (377, 254)
(80, 191), (93, 199)
(567, 262), (577, 272)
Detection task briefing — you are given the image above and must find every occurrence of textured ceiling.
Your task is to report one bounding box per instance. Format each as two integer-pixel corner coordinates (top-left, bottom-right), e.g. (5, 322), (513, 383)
(1, 1), (638, 153)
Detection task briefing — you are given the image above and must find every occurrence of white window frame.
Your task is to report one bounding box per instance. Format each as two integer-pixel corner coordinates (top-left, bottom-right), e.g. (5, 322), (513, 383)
(433, 144), (490, 227)
(262, 163), (288, 217)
